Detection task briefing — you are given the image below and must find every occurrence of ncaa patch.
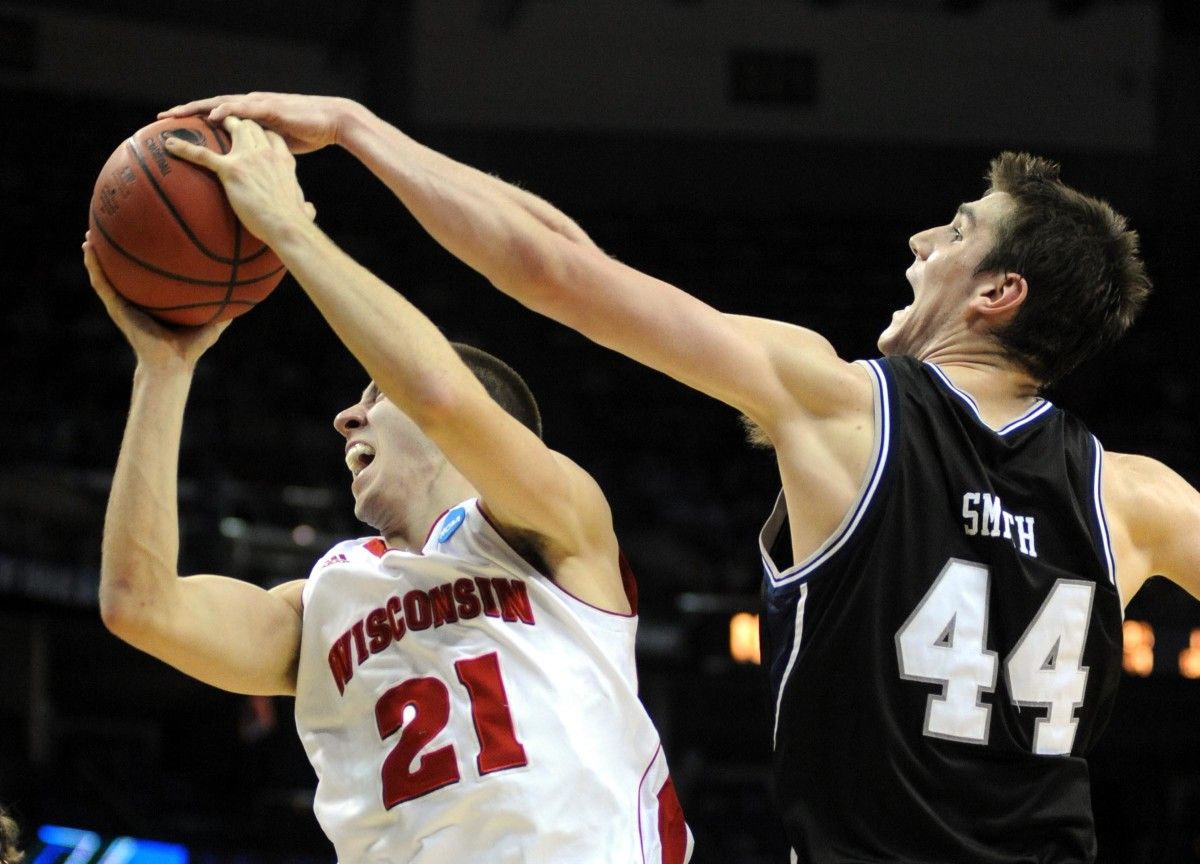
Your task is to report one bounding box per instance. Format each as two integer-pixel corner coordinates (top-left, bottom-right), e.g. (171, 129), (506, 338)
(438, 507), (467, 543)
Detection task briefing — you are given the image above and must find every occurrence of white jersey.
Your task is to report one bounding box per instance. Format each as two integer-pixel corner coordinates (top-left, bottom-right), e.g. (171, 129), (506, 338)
(295, 498), (692, 864)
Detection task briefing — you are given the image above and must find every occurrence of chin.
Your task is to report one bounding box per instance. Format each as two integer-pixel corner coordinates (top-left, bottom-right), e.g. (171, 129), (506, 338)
(352, 496), (378, 531)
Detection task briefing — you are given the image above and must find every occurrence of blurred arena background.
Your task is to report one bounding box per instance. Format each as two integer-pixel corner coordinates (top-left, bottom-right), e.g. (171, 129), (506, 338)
(0, 0), (1197, 861)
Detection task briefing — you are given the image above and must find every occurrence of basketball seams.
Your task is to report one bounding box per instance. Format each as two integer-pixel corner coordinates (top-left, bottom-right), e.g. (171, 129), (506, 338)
(90, 116), (286, 325)
(127, 297), (259, 313)
(203, 117), (231, 155)
(206, 201), (246, 324)
(90, 212), (285, 287)
(125, 135), (238, 264)
(122, 131), (272, 266)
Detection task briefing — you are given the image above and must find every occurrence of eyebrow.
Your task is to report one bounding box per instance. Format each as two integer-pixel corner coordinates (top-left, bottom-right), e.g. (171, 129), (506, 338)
(956, 204), (977, 228)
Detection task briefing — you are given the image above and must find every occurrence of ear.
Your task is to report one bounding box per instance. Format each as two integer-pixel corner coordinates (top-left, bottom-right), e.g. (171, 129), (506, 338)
(973, 272), (1027, 326)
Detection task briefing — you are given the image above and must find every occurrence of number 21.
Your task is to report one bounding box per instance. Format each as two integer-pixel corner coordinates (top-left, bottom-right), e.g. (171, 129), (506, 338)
(375, 652), (529, 807)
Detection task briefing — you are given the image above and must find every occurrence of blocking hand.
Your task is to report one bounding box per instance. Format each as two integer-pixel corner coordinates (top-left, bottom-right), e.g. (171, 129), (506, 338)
(159, 92), (358, 155)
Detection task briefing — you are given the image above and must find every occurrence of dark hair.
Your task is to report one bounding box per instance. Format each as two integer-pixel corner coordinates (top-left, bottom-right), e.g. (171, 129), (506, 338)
(0, 804), (23, 864)
(976, 151), (1151, 385)
(451, 343), (543, 439)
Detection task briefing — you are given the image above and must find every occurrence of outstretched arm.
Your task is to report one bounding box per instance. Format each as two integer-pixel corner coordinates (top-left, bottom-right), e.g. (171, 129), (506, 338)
(86, 243), (303, 695)
(163, 118), (629, 613)
(159, 94), (866, 436)
(160, 94), (597, 248)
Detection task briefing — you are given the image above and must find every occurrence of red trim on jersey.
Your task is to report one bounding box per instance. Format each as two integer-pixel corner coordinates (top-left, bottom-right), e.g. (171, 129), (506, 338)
(618, 550), (639, 616)
(475, 500), (639, 617)
(541, 575), (637, 619)
(656, 776), (687, 864)
(424, 507), (451, 547)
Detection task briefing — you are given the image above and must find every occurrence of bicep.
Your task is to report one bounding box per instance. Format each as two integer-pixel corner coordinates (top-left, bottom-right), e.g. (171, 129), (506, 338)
(526, 245), (781, 416)
(131, 575), (304, 696)
(528, 242), (865, 427)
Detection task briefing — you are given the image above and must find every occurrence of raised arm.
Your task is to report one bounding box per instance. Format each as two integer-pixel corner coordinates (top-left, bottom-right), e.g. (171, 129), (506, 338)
(86, 243), (303, 696)
(159, 94), (866, 436)
(163, 118), (628, 613)
(1103, 451), (1200, 607)
(160, 94), (598, 248)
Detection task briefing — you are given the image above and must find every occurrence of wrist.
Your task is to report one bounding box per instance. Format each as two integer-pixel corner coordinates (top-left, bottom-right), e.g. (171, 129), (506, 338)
(265, 214), (328, 269)
(333, 99), (376, 150)
(133, 356), (197, 384)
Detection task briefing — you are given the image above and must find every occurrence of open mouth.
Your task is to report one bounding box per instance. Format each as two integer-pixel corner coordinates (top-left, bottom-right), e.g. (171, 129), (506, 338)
(345, 442), (376, 478)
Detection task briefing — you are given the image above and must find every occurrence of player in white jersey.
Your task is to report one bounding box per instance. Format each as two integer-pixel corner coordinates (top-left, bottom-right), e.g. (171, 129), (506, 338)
(86, 112), (691, 863)
(297, 502), (678, 862)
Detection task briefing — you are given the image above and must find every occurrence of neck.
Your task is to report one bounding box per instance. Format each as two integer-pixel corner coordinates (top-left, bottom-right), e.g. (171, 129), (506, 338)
(918, 329), (1041, 399)
(925, 355), (1041, 401)
(381, 463), (475, 552)
(922, 351), (1045, 430)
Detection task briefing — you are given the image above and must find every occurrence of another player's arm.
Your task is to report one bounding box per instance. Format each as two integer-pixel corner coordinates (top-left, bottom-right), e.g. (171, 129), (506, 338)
(1103, 452), (1200, 606)
(86, 243), (303, 696)
(334, 109), (869, 436)
(163, 119), (629, 613)
(159, 94), (598, 249)
(161, 95), (865, 432)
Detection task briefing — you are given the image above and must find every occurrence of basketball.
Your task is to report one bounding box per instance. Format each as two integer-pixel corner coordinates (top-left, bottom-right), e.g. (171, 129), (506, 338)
(88, 115), (286, 326)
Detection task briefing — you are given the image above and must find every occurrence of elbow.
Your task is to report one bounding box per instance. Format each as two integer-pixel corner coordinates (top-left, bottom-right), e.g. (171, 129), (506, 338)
(495, 234), (578, 318)
(98, 573), (155, 643)
(99, 588), (137, 641)
(403, 373), (472, 434)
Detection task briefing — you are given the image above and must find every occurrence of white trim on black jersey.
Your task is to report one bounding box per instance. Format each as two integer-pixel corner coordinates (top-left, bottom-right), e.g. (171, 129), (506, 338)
(1090, 436), (1119, 599)
(924, 361), (1055, 436)
(759, 359), (891, 588)
(772, 583), (808, 748)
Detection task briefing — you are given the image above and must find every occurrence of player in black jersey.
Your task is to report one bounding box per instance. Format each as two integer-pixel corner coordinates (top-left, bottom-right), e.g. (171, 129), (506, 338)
(161, 93), (1200, 862)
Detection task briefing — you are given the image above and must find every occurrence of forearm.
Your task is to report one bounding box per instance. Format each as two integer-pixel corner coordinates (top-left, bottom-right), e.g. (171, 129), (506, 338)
(339, 103), (594, 247)
(266, 217), (479, 423)
(100, 363), (192, 636)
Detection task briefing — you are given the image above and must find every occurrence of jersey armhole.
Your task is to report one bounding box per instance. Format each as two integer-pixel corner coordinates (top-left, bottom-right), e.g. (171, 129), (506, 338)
(759, 358), (896, 587)
(473, 499), (639, 621)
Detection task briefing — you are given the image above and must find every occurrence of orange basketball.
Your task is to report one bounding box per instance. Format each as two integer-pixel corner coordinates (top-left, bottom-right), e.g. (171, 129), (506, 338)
(88, 116), (286, 326)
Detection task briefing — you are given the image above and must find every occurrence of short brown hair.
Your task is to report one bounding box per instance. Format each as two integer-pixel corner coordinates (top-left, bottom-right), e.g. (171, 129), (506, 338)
(452, 343), (543, 439)
(977, 151), (1151, 385)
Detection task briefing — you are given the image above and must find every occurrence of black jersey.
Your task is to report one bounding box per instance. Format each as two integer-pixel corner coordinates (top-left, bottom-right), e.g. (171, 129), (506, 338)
(761, 356), (1122, 864)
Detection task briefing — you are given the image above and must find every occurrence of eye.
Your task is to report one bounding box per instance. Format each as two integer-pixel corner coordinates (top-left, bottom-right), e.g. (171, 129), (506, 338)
(951, 226), (964, 241)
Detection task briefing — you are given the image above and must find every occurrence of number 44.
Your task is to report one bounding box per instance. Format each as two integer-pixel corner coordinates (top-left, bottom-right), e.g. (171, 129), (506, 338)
(895, 559), (1096, 756)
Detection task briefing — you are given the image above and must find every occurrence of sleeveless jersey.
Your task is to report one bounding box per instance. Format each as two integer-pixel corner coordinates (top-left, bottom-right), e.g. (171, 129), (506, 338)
(295, 499), (692, 864)
(761, 356), (1122, 864)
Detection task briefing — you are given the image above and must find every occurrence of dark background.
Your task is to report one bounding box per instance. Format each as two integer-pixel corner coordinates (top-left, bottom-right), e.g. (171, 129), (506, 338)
(0, 1), (1198, 862)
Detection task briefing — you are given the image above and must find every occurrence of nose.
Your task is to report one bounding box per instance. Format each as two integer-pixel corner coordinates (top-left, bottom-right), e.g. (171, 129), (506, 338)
(334, 401), (367, 438)
(909, 229), (932, 260)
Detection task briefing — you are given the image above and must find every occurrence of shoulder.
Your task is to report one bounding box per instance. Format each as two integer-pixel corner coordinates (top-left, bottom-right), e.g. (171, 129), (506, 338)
(270, 578), (307, 615)
(1101, 451), (1200, 602)
(1102, 451), (1184, 510)
(1102, 451), (1200, 540)
(728, 314), (874, 424)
